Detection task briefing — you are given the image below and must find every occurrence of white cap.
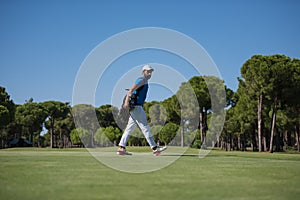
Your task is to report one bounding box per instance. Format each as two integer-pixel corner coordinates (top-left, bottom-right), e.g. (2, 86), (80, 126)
(142, 64), (154, 71)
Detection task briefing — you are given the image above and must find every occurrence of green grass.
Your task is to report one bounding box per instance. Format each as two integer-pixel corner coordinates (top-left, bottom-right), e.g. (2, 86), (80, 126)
(0, 148), (299, 200)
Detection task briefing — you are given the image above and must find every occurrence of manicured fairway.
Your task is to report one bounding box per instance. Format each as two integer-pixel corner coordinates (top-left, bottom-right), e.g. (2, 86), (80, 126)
(0, 148), (299, 200)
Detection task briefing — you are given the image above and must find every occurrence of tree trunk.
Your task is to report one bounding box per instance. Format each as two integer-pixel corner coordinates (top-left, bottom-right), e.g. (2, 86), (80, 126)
(30, 131), (34, 147)
(287, 130), (292, 147)
(251, 128), (258, 151)
(269, 96), (278, 153)
(229, 134), (232, 151)
(257, 94), (263, 152)
(262, 135), (266, 152)
(237, 135), (241, 150)
(296, 123), (300, 152)
(275, 129), (281, 152)
(283, 130), (288, 151)
(226, 134), (231, 151)
(59, 129), (63, 148)
(50, 118), (54, 148)
(242, 133), (246, 151)
(199, 110), (204, 145)
(181, 121), (184, 147)
(262, 129), (267, 152)
(0, 131), (3, 149)
(215, 134), (219, 148)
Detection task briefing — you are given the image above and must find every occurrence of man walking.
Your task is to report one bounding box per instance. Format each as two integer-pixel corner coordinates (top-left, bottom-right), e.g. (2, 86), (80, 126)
(118, 65), (167, 156)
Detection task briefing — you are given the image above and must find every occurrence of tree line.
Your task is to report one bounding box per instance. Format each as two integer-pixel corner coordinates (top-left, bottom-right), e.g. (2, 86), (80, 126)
(0, 54), (299, 152)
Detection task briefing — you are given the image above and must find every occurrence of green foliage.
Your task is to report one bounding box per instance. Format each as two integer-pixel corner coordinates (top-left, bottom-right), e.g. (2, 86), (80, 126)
(188, 76), (210, 109)
(151, 125), (163, 141)
(70, 128), (89, 146)
(1, 54), (300, 152)
(42, 101), (71, 148)
(202, 76), (227, 113)
(192, 139), (202, 149)
(96, 104), (119, 128)
(94, 126), (121, 146)
(159, 122), (179, 145)
(161, 96), (180, 125)
(231, 54), (300, 152)
(148, 103), (167, 126)
(0, 105), (10, 129)
(72, 104), (99, 134)
(0, 87), (16, 148)
(176, 81), (199, 121)
(15, 102), (48, 142)
(42, 101), (70, 119)
(0, 86), (15, 128)
(94, 128), (110, 147)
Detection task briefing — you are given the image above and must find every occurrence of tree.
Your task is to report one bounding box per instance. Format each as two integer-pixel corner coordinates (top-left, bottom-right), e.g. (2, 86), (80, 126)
(0, 87), (15, 122)
(161, 96), (180, 125)
(71, 104), (99, 147)
(241, 55), (273, 152)
(54, 115), (74, 148)
(283, 58), (300, 152)
(233, 79), (257, 151)
(148, 103), (167, 126)
(151, 125), (163, 143)
(188, 76), (209, 145)
(175, 81), (199, 147)
(94, 128), (110, 147)
(15, 101), (48, 146)
(42, 101), (70, 148)
(0, 86), (15, 148)
(158, 122), (179, 146)
(188, 76), (226, 147)
(267, 55), (291, 153)
(96, 104), (119, 128)
(70, 128), (89, 147)
(94, 126), (121, 146)
(0, 105), (10, 129)
(236, 54), (300, 153)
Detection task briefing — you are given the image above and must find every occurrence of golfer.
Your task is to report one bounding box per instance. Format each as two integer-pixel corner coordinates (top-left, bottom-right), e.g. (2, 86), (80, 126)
(118, 65), (167, 156)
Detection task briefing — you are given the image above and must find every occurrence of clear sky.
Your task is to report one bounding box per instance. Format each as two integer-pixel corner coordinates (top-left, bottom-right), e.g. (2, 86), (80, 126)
(1, 0), (299, 107)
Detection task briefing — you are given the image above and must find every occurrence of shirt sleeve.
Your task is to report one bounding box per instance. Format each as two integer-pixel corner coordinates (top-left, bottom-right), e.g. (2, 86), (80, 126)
(135, 77), (144, 86)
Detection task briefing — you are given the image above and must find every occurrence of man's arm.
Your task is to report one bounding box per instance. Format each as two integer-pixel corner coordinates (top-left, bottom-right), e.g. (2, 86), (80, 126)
(123, 78), (145, 109)
(123, 83), (138, 109)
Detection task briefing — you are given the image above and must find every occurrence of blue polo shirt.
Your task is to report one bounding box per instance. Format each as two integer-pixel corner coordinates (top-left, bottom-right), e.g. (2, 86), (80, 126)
(133, 77), (148, 105)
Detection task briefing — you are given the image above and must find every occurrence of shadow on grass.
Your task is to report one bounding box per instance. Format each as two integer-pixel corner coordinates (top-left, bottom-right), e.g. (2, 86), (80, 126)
(161, 154), (199, 157)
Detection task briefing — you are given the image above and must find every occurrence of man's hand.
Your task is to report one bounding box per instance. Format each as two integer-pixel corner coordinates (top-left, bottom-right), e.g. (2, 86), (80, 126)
(123, 100), (130, 109)
(122, 92), (131, 109)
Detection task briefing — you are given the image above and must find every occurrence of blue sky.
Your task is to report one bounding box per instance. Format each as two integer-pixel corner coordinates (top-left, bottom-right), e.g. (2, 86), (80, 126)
(1, 0), (299, 107)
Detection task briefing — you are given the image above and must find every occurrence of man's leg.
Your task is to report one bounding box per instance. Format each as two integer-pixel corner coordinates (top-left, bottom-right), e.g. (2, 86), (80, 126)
(118, 115), (136, 148)
(130, 106), (157, 149)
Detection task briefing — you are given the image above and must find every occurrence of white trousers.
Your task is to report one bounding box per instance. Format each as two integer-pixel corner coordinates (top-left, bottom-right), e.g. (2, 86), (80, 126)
(118, 106), (157, 149)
